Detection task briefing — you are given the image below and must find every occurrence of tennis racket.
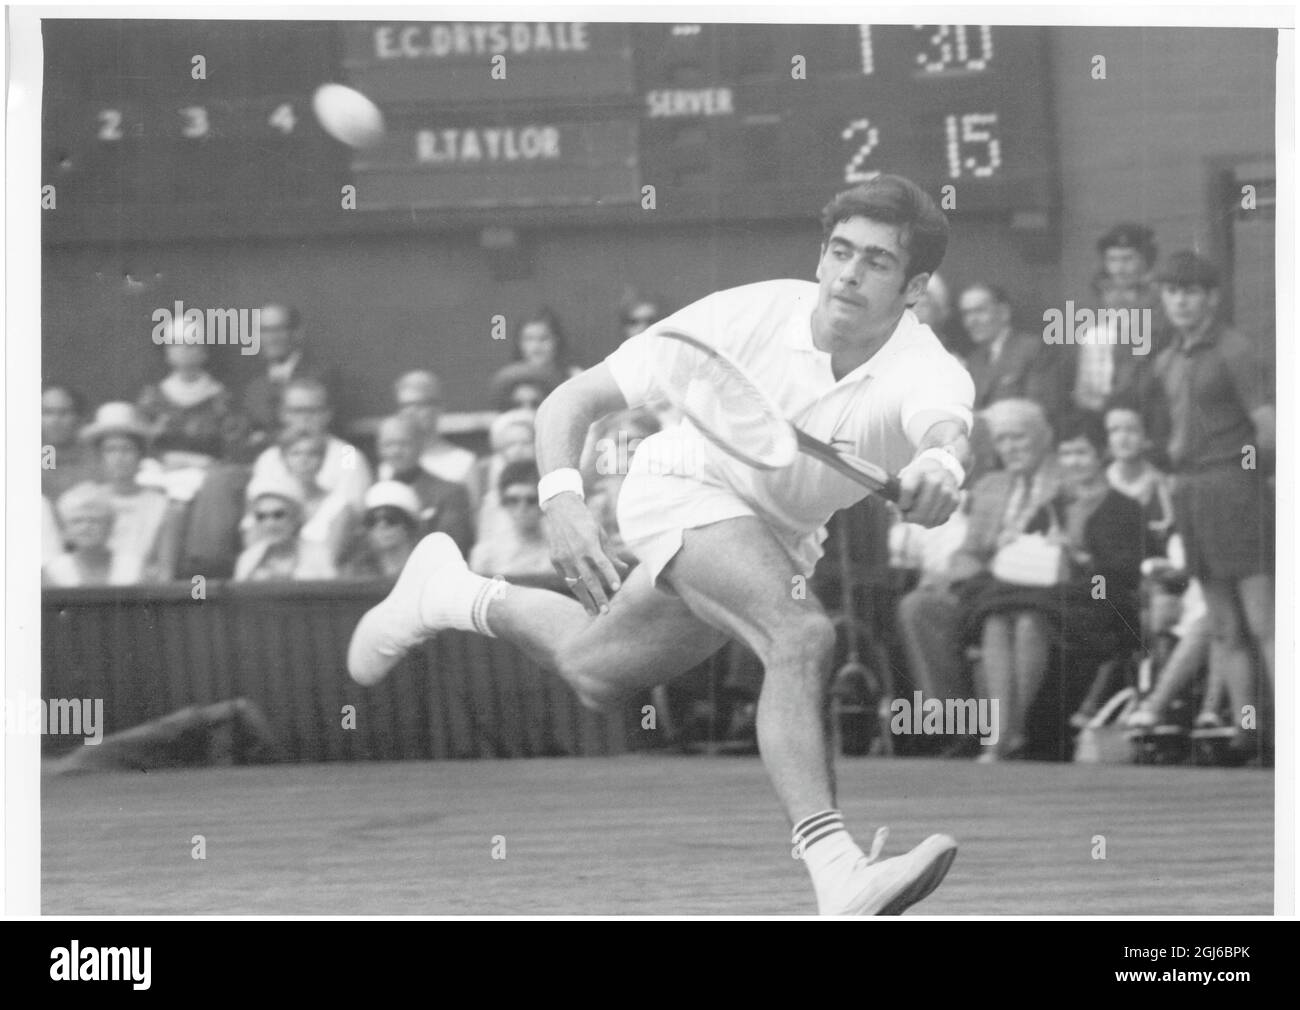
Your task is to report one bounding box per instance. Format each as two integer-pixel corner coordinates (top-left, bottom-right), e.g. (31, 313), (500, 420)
(647, 328), (901, 502)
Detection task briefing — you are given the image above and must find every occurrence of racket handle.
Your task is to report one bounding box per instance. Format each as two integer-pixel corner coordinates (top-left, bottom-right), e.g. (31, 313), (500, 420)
(880, 476), (902, 503)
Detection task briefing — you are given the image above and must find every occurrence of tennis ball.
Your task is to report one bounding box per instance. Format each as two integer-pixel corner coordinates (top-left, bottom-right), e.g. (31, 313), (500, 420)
(311, 83), (385, 149)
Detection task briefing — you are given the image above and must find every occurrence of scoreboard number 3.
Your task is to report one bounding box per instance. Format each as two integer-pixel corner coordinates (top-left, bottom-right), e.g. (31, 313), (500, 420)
(841, 118), (881, 184)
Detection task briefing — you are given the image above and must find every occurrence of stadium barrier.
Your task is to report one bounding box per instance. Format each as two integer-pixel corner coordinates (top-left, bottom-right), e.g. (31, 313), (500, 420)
(41, 579), (629, 762)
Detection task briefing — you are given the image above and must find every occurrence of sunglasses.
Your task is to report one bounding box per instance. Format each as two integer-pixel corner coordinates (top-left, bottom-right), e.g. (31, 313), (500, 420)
(502, 493), (539, 507)
(254, 509), (290, 522)
(364, 509), (412, 529)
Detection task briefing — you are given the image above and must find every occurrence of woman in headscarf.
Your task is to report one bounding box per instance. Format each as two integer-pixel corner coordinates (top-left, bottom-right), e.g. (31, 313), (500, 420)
(232, 475), (335, 581)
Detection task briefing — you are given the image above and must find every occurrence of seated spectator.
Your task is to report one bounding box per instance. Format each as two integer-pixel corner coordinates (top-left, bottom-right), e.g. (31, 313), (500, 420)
(469, 409), (537, 541)
(136, 331), (249, 503)
(80, 402), (181, 583)
(897, 399), (1061, 752)
(232, 475), (334, 581)
(42, 495), (63, 568)
(468, 461), (554, 579)
(392, 370), (475, 485)
(45, 483), (131, 587)
(487, 362), (563, 413)
(617, 291), (668, 340)
(240, 303), (341, 459)
(956, 411), (1143, 760)
(1103, 396), (1173, 558)
(251, 377), (372, 510)
(913, 272), (967, 358)
(280, 431), (356, 565)
(374, 414), (473, 554)
(960, 282), (1070, 477)
(340, 481), (423, 580)
(41, 384), (98, 501)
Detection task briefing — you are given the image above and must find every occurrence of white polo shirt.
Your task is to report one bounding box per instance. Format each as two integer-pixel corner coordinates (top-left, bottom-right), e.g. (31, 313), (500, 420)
(605, 279), (974, 537)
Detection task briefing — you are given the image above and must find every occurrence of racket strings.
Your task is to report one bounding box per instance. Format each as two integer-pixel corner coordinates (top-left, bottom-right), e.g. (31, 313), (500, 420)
(660, 342), (785, 461)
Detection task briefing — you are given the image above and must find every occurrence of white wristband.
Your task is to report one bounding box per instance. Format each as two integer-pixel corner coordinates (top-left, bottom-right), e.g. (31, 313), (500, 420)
(538, 467), (585, 505)
(915, 447), (966, 488)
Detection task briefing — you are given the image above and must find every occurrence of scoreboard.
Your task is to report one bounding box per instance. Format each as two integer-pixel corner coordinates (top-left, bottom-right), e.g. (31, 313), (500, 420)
(42, 21), (1058, 242)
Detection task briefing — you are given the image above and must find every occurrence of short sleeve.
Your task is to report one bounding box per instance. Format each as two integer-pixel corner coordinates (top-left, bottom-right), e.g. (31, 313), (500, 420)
(602, 289), (741, 407)
(899, 357), (976, 446)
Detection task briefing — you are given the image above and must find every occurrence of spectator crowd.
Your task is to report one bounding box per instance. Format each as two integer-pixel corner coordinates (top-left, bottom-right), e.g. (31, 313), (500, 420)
(42, 226), (1274, 762)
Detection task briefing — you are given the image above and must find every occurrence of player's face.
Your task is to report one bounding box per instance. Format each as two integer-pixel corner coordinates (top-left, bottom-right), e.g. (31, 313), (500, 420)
(815, 217), (924, 341)
(1105, 409), (1146, 463)
(1161, 284), (1216, 333)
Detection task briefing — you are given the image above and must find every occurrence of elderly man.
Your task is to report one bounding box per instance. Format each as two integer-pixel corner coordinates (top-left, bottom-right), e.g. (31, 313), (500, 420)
(390, 370), (475, 485)
(241, 303), (341, 454)
(374, 413), (473, 554)
(251, 377), (372, 509)
(960, 283), (1070, 418)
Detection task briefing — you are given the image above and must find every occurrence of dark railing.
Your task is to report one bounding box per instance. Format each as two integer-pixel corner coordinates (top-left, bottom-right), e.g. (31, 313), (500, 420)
(41, 579), (629, 761)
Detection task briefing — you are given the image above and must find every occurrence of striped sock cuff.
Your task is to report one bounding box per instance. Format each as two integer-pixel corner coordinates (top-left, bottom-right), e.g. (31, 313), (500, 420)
(470, 577), (508, 637)
(792, 809), (845, 851)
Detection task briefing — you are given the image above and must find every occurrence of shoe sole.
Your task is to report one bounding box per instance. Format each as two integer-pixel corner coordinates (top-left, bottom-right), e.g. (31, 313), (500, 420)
(877, 836), (959, 916)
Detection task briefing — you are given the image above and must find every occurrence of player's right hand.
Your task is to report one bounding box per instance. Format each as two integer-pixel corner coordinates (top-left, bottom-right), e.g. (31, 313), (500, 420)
(542, 492), (628, 616)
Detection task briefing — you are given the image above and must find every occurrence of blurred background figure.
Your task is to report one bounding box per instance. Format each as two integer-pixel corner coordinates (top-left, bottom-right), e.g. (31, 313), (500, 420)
(42, 384), (97, 501)
(958, 412), (1143, 761)
(341, 481), (424, 580)
(80, 401), (181, 584)
(617, 290), (668, 340)
(241, 303), (340, 458)
(233, 475), (334, 581)
(487, 361), (563, 413)
(912, 272), (967, 357)
(45, 483), (128, 587)
(280, 430), (356, 567)
(468, 461), (553, 579)
(252, 377), (372, 509)
(897, 399), (1061, 755)
(515, 306), (582, 377)
(468, 408), (537, 542)
(136, 322), (248, 503)
(374, 413), (473, 553)
(393, 369), (475, 485)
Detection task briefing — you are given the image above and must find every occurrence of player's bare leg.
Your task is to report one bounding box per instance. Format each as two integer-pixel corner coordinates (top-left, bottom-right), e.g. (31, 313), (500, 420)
(348, 525), (956, 914)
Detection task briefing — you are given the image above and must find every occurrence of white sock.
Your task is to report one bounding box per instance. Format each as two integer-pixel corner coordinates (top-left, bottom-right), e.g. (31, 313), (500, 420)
(419, 569), (508, 638)
(792, 810), (868, 912)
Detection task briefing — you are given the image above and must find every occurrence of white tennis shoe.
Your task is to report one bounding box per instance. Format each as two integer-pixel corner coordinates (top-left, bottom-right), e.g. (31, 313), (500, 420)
(347, 533), (468, 686)
(823, 828), (958, 916)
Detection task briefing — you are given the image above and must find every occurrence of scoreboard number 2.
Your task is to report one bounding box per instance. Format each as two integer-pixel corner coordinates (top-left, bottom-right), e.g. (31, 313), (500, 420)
(97, 109), (123, 142)
(841, 118), (881, 184)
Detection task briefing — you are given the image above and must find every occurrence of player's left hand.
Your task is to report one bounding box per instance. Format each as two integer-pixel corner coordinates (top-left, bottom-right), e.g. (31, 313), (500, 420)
(895, 456), (960, 528)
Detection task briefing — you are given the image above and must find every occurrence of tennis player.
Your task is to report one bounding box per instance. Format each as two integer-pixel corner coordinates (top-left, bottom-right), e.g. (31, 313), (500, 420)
(350, 175), (975, 915)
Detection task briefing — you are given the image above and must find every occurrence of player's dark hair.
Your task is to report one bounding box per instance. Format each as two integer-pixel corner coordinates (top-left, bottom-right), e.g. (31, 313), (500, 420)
(513, 307), (572, 367)
(820, 175), (949, 283)
(498, 460), (541, 497)
(1055, 410), (1108, 454)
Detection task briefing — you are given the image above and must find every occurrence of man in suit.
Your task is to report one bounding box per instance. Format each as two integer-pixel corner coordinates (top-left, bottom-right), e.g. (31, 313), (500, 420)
(240, 303), (341, 458)
(959, 283), (1070, 476)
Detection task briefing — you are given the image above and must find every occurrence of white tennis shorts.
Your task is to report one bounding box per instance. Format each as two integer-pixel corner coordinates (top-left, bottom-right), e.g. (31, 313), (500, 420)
(615, 449), (826, 587)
